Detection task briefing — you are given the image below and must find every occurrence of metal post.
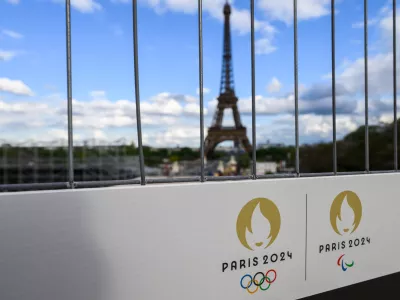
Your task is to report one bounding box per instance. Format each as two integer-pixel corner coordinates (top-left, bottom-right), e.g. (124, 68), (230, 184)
(364, 0), (369, 172)
(50, 144), (54, 182)
(82, 141), (86, 182)
(132, 0), (146, 185)
(394, 0), (398, 170)
(98, 141), (103, 181)
(66, 0), (74, 188)
(250, 0), (257, 179)
(2, 145), (7, 185)
(34, 145), (38, 183)
(116, 143), (120, 180)
(122, 146), (127, 180)
(18, 146), (22, 184)
(331, 0), (337, 174)
(198, 0), (205, 182)
(294, 0), (300, 176)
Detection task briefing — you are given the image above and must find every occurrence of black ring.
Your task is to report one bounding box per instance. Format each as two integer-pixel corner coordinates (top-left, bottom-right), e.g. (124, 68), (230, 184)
(253, 272), (265, 286)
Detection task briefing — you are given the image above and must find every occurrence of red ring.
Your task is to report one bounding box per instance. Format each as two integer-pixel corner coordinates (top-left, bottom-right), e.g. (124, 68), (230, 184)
(265, 269), (277, 283)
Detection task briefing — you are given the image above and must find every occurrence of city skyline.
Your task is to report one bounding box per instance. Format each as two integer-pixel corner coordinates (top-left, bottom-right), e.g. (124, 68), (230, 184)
(1, 0), (400, 148)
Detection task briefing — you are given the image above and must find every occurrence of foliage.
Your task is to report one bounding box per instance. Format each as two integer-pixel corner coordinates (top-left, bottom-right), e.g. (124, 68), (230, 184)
(299, 121), (400, 173)
(2, 120), (399, 173)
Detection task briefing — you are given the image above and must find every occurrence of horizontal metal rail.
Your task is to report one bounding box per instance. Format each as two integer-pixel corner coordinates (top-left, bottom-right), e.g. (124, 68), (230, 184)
(2, 170), (400, 192)
(0, 182), (69, 192)
(75, 179), (141, 188)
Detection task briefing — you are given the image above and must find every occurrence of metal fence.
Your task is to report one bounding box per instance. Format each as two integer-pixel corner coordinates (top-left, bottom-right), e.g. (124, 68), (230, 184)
(0, 0), (399, 192)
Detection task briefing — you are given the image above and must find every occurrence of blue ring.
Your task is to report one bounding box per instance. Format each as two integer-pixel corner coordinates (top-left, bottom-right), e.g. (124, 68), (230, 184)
(240, 274), (253, 289)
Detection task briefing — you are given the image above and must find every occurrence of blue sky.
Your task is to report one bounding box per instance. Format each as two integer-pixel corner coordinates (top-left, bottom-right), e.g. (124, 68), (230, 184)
(0, 0), (399, 148)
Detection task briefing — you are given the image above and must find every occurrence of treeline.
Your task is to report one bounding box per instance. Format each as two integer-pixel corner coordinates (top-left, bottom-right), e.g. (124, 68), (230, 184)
(1, 120), (398, 172)
(299, 121), (400, 173)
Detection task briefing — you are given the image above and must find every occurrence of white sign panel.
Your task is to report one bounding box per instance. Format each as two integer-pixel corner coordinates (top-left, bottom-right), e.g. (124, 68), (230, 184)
(0, 174), (399, 300)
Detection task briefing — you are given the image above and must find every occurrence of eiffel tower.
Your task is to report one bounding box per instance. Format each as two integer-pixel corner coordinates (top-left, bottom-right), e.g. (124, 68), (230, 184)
(204, 1), (252, 159)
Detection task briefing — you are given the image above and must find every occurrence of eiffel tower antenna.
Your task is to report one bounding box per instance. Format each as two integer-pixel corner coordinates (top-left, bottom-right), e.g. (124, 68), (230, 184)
(220, 0), (234, 95)
(204, 1), (252, 159)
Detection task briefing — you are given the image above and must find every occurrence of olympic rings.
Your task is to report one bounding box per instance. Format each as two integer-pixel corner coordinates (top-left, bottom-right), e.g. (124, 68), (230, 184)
(253, 272), (265, 286)
(240, 274), (252, 289)
(240, 269), (277, 294)
(266, 269), (277, 283)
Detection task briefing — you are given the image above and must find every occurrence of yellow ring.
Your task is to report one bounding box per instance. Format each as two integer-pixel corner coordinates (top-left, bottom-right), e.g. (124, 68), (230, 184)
(246, 279), (259, 294)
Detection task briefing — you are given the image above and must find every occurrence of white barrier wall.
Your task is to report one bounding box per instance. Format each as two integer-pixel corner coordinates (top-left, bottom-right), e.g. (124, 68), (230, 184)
(0, 174), (399, 300)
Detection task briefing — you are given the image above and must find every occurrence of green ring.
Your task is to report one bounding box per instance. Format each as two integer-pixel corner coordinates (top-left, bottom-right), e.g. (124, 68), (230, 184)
(260, 277), (271, 291)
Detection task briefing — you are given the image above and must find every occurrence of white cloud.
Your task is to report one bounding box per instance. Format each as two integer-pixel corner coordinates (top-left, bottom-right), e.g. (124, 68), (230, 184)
(143, 126), (200, 147)
(257, 0), (330, 24)
(2, 1), (399, 147)
(379, 7), (400, 45)
(5, 0), (19, 4)
(352, 18), (379, 29)
(0, 90), (206, 141)
(267, 77), (282, 93)
(89, 90), (107, 99)
(52, 0), (102, 13)
(0, 50), (17, 61)
(0, 88), (398, 147)
(0, 78), (34, 96)
(121, 0), (278, 55)
(256, 113), (365, 145)
(72, 0), (102, 12)
(255, 38), (277, 55)
(238, 93), (355, 116)
(141, 92), (203, 115)
(1, 29), (23, 39)
(196, 87), (210, 95)
(300, 114), (359, 138)
(316, 6), (400, 99)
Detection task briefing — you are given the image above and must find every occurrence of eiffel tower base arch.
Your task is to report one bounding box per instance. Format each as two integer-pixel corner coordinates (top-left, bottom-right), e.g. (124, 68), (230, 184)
(204, 127), (252, 159)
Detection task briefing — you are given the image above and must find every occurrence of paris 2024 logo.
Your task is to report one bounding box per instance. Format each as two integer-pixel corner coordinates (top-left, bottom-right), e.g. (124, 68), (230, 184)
(236, 197), (281, 251)
(230, 198), (293, 294)
(319, 190), (370, 272)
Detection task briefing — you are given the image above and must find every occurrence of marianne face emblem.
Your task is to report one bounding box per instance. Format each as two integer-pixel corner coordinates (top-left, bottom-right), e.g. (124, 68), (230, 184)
(330, 191), (362, 236)
(236, 198), (281, 251)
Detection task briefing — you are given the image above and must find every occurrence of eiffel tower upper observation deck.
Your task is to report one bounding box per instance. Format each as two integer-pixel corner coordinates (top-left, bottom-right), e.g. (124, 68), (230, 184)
(204, 1), (252, 159)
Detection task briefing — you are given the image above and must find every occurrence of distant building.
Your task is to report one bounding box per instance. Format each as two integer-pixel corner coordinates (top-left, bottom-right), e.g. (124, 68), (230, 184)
(257, 140), (285, 149)
(256, 162), (278, 175)
(215, 145), (235, 152)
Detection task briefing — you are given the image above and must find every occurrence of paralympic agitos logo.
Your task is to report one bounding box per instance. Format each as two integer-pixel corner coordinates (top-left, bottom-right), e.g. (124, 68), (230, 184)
(337, 254), (355, 272)
(319, 190), (371, 255)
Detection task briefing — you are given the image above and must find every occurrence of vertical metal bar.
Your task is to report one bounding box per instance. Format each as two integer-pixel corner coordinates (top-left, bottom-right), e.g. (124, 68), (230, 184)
(132, 0), (146, 185)
(364, 0), (369, 172)
(18, 147), (22, 184)
(394, 0), (398, 170)
(250, 0), (257, 179)
(2, 145), (7, 185)
(198, 0), (205, 182)
(123, 146), (127, 180)
(294, 0), (300, 176)
(116, 144), (120, 180)
(98, 142), (103, 181)
(34, 145), (38, 183)
(331, 0), (337, 174)
(82, 142), (86, 182)
(66, 0), (74, 188)
(50, 145), (54, 182)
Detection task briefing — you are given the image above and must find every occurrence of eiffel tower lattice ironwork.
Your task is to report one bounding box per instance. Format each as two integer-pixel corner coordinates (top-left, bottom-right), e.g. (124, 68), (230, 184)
(204, 1), (252, 158)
